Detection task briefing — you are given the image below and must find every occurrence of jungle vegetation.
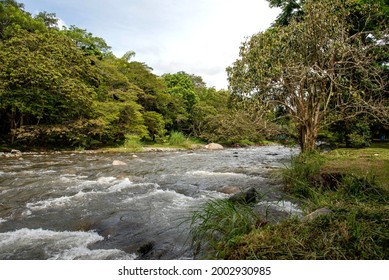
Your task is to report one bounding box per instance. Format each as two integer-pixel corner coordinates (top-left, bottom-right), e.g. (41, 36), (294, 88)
(0, 0), (388, 151)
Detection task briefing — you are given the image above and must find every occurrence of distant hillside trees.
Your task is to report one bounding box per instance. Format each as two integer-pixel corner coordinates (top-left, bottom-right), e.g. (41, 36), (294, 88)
(1, 0), (276, 148)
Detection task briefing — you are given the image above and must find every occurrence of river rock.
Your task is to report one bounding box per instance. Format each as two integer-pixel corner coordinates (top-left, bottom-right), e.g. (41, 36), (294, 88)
(11, 149), (22, 155)
(218, 186), (241, 194)
(204, 143), (224, 150)
(229, 187), (259, 204)
(137, 241), (155, 256)
(303, 207), (332, 221)
(112, 160), (127, 166)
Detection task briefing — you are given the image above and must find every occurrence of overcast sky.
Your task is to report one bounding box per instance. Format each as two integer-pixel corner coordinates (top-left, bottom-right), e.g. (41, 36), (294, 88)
(21, 0), (280, 89)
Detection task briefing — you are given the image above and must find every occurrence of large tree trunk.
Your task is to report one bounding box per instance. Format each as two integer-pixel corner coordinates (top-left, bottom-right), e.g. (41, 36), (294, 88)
(298, 123), (318, 152)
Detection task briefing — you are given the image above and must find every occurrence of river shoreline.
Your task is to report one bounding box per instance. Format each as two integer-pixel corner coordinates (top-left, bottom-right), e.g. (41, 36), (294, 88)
(0, 142), (284, 158)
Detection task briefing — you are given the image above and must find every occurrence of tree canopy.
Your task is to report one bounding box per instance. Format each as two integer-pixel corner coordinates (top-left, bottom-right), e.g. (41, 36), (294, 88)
(229, 0), (388, 151)
(1, 0), (250, 148)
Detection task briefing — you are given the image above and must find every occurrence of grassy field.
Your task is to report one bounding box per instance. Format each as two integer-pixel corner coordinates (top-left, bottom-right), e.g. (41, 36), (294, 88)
(322, 142), (389, 189)
(190, 142), (389, 260)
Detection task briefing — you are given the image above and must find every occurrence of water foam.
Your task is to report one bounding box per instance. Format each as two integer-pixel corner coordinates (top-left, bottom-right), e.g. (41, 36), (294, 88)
(26, 191), (93, 210)
(0, 228), (135, 260)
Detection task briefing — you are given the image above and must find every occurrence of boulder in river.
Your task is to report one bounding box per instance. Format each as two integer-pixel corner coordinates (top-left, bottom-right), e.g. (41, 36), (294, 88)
(11, 149), (22, 155)
(218, 186), (241, 194)
(204, 143), (224, 150)
(229, 187), (259, 204)
(112, 160), (127, 166)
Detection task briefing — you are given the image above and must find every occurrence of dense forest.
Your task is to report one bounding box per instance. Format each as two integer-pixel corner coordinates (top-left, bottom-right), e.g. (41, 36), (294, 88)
(0, 0), (388, 150)
(0, 0), (272, 149)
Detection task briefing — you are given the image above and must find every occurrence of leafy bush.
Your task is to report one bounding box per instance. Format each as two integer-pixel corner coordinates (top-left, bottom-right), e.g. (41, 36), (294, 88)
(347, 132), (371, 148)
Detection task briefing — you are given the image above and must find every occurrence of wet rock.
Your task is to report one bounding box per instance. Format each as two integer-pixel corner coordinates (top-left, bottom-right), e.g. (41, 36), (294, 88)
(132, 155), (138, 158)
(11, 149), (22, 155)
(229, 187), (259, 204)
(303, 207), (332, 221)
(204, 143), (224, 150)
(137, 241), (155, 256)
(218, 186), (241, 194)
(254, 200), (303, 223)
(112, 160), (127, 166)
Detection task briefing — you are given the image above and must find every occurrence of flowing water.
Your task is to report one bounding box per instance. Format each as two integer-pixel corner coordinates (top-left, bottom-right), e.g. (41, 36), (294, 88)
(0, 145), (300, 260)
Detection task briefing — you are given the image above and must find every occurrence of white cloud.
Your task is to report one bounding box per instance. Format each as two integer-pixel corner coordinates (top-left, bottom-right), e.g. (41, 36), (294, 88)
(23, 0), (280, 89)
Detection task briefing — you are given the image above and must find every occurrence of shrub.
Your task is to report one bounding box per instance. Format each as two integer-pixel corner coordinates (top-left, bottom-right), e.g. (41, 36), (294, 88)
(347, 132), (371, 148)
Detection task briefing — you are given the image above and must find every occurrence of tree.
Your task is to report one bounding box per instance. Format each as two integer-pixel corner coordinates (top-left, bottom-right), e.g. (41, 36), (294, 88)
(61, 25), (111, 58)
(162, 72), (199, 132)
(266, 0), (305, 26)
(228, 0), (388, 152)
(0, 0), (46, 39)
(163, 72), (199, 112)
(0, 30), (100, 139)
(143, 111), (166, 141)
(34, 11), (59, 29)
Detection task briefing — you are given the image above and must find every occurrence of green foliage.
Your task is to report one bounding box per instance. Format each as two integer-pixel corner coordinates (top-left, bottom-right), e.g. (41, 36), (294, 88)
(61, 25), (111, 58)
(229, 0), (388, 152)
(143, 111), (166, 141)
(0, 28), (99, 133)
(0, 0), (46, 39)
(220, 148), (389, 260)
(281, 152), (325, 198)
(34, 11), (59, 29)
(163, 72), (199, 113)
(11, 119), (106, 148)
(123, 134), (143, 151)
(266, 0), (305, 26)
(190, 198), (262, 258)
(224, 207), (388, 259)
(168, 131), (187, 146)
(347, 132), (371, 148)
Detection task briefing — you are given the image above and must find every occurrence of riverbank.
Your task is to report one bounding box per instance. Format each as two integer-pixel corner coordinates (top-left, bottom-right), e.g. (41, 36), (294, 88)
(0, 139), (280, 157)
(191, 143), (389, 259)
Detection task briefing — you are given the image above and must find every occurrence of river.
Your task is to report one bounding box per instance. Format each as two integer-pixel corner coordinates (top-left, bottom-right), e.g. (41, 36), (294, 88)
(0, 145), (300, 260)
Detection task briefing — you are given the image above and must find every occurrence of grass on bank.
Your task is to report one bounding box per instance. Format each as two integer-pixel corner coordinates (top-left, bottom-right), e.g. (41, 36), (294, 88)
(189, 198), (263, 259)
(190, 142), (389, 259)
(100, 132), (206, 153)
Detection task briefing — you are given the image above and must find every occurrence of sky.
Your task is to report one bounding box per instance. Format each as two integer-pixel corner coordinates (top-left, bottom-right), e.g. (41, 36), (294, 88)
(21, 0), (280, 89)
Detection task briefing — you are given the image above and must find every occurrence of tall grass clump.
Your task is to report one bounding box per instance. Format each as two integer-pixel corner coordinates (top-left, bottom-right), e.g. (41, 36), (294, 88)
(190, 198), (262, 258)
(281, 152), (324, 199)
(123, 134), (143, 151)
(168, 131), (187, 146)
(340, 173), (388, 203)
